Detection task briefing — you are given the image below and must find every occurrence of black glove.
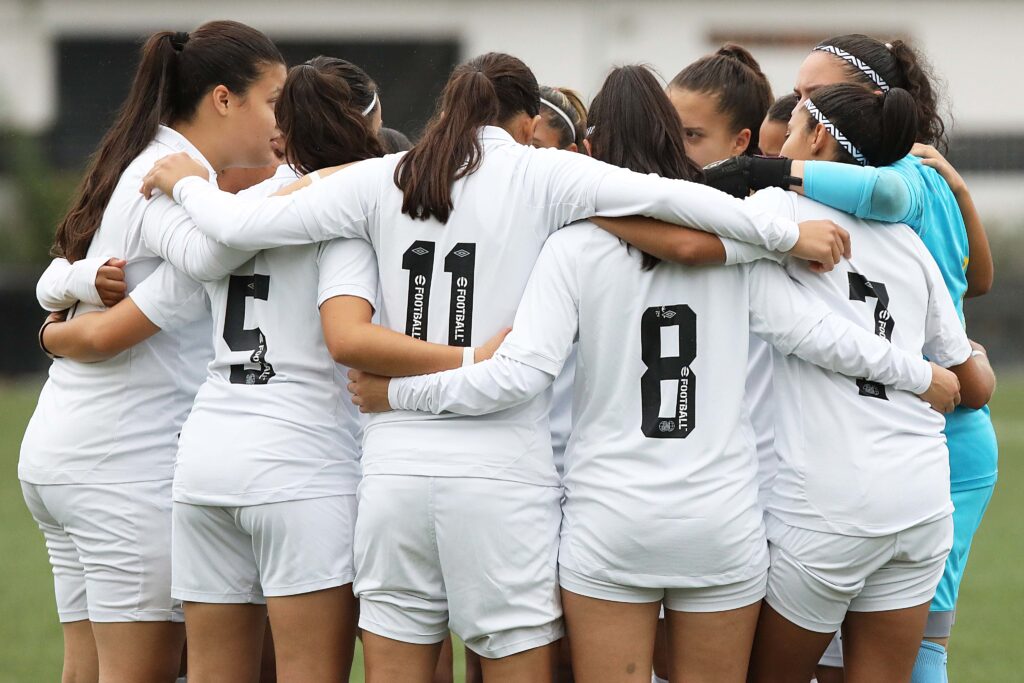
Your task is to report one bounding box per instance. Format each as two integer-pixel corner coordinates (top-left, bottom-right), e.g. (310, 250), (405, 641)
(703, 155), (802, 198)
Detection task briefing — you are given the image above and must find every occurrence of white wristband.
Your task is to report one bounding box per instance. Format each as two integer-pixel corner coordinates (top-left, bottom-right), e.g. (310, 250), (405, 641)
(462, 347), (475, 367)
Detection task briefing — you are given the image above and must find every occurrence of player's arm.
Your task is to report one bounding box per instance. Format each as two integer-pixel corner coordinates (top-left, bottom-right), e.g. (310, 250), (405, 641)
(911, 143), (993, 297)
(36, 256), (127, 311)
(39, 261), (208, 362)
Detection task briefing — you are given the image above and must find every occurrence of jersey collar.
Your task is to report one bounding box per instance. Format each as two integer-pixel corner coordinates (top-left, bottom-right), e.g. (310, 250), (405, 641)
(155, 125), (219, 184)
(478, 125), (518, 145)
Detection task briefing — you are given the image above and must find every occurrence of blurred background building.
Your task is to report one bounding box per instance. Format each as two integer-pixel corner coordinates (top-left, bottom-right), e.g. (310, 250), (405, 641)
(0, 0), (1020, 372)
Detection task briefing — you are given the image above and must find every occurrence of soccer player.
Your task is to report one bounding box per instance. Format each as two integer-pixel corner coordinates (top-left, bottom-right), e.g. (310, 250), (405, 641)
(139, 49), (855, 681)
(21, 21), (284, 683)
(741, 83), (995, 683)
(344, 67), (962, 683)
(666, 44), (774, 167)
(759, 94), (800, 158)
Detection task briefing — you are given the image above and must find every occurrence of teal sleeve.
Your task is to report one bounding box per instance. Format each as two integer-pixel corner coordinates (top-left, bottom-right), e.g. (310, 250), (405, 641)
(803, 161), (913, 223)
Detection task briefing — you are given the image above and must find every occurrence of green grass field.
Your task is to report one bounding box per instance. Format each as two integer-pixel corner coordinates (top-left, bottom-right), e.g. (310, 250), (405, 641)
(1, 376), (1021, 682)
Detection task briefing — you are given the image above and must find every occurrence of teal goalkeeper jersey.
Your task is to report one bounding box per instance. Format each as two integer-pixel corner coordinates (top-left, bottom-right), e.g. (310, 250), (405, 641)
(803, 154), (997, 491)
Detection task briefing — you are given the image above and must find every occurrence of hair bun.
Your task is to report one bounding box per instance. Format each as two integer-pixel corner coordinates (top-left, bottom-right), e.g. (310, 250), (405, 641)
(170, 32), (190, 51)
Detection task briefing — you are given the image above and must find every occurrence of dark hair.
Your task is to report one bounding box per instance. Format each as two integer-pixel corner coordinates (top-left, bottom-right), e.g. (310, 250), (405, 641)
(814, 34), (946, 152)
(589, 65), (704, 270)
(53, 20), (283, 261)
(539, 85), (588, 151)
(805, 83), (917, 167)
(276, 57), (383, 175)
(394, 52), (540, 223)
(669, 44), (774, 155)
(379, 127), (413, 153)
(768, 93), (799, 123)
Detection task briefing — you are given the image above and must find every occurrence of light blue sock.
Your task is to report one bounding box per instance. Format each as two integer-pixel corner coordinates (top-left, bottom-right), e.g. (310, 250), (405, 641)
(911, 640), (948, 683)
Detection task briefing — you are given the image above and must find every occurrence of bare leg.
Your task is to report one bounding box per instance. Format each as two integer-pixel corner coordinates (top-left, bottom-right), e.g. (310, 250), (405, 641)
(561, 588), (659, 683)
(664, 602), (759, 683)
(363, 630), (443, 683)
(259, 619), (276, 683)
(465, 643), (483, 683)
(61, 620), (98, 683)
(652, 618), (669, 681)
(183, 602), (266, 683)
(747, 604), (834, 683)
(815, 666), (844, 683)
(433, 634), (454, 683)
(266, 586), (358, 683)
(90, 621), (184, 683)
(478, 642), (559, 682)
(842, 604), (930, 683)
(556, 635), (575, 682)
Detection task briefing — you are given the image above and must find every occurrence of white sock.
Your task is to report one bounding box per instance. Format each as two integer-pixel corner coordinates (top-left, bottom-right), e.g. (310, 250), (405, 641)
(652, 675), (669, 683)
(176, 677), (187, 683)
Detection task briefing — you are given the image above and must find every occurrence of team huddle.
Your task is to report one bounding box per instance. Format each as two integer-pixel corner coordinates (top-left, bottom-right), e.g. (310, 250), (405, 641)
(19, 18), (999, 683)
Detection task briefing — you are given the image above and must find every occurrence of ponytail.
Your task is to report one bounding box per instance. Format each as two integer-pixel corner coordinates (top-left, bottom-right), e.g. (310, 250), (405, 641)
(669, 43), (774, 155)
(814, 34), (947, 152)
(806, 84), (917, 167)
(394, 52), (540, 224)
(53, 20), (282, 262)
(277, 57), (384, 175)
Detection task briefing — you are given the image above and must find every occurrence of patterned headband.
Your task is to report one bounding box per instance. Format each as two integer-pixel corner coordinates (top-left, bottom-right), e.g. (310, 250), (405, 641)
(540, 98), (577, 135)
(804, 99), (866, 165)
(814, 44), (890, 93)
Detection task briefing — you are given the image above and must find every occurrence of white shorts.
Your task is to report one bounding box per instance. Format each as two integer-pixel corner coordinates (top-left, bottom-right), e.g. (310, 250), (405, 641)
(765, 514), (953, 633)
(354, 475), (563, 659)
(559, 567), (766, 613)
(20, 479), (181, 623)
(172, 494), (356, 603)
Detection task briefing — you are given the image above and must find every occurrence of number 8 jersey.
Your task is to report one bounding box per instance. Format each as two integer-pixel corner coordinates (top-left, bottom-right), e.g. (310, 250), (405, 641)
(172, 165), (378, 507)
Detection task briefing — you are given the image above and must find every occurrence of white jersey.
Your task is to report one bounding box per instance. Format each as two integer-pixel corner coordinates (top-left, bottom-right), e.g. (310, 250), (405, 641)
(746, 336), (777, 507)
(170, 125), (806, 486)
(20, 126), (214, 485)
(744, 189), (972, 536)
(150, 165), (375, 506)
(389, 222), (932, 585)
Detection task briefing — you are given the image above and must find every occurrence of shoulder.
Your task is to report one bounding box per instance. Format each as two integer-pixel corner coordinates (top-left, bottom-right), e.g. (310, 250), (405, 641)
(747, 186), (799, 218)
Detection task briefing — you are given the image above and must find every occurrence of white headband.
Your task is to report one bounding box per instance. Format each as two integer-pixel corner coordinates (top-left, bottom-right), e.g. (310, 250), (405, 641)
(813, 44), (890, 93)
(540, 98), (576, 136)
(804, 99), (866, 165)
(361, 91), (379, 117)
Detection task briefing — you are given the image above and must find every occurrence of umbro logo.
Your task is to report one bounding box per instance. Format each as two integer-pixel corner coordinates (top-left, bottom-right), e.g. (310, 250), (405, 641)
(453, 249), (470, 258)
(411, 247), (429, 256)
(662, 309), (676, 319)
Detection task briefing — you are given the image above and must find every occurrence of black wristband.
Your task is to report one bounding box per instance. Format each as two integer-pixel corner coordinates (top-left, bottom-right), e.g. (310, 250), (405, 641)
(747, 155), (802, 191)
(38, 320), (63, 359)
(703, 156), (754, 198)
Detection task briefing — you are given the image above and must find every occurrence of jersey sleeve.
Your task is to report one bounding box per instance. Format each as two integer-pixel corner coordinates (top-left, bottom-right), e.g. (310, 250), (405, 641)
(173, 158), (386, 250)
(721, 188), (796, 264)
(748, 260), (932, 394)
(129, 261), (210, 331)
(388, 354), (554, 416)
(917, 241), (973, 367)
(803, 160), (919, 226)
(140, 192), (257, 282)
(36, 257), (108, 311)
(317, 238), (379, 309)
(494, 228), (584, 376)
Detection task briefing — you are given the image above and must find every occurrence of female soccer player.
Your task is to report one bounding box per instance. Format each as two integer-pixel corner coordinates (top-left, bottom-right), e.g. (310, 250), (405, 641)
(139, 50), (854, 681)
(759, 94), (799, 157)
(344, 66), (964, 683)
(741, 83), (995, 683)
(704, 34), (997, 681)
(20, 21), (284, 683)
(666, 44), (774, 167)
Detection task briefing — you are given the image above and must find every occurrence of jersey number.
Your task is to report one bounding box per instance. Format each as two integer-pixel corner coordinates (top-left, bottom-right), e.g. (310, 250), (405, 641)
(640, 305), (696, 438)
(848, 272), (894, 400)
(402, 241), (476, 346)
(224, 274), (276, 385)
